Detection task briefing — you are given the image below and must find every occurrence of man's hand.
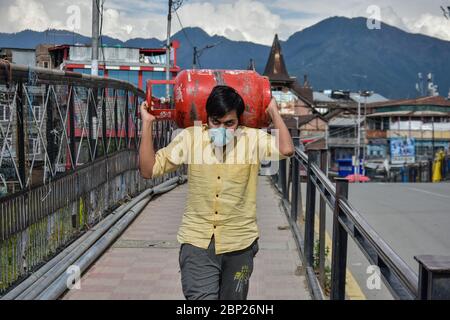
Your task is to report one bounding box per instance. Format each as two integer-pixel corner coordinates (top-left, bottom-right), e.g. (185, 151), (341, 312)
(264, 97), (294, 156)
(139, 101), (156, 179)
(265, 97), (280, 119)
(140, 101), (156, 123)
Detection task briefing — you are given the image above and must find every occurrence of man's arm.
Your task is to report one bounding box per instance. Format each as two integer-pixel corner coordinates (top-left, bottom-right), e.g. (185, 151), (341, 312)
(139, 101), (156, 179)
(266, 97), (295, 156)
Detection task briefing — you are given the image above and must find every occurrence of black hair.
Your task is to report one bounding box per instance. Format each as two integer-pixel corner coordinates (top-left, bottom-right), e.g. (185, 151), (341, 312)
(205, 85), (245, 120)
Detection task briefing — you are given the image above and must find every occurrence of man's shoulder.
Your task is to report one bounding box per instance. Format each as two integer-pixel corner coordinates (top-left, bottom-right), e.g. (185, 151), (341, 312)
(237, 126), (270, 138)
(172, 125), (202, 136)
(184, 124), (207, 133)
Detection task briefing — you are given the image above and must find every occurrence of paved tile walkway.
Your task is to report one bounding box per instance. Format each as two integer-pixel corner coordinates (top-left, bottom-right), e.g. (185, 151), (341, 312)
(62, 177), (311, 300)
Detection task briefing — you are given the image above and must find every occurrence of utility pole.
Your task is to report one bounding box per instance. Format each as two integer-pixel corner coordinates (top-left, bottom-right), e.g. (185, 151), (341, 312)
(356, 95), (361, 180)
(432, 116), (435, 158)
(91, 0), (100, 76)
(165, 0), (173, 99)
(352, 74), (367, 181)
(360, 91), (372, 176)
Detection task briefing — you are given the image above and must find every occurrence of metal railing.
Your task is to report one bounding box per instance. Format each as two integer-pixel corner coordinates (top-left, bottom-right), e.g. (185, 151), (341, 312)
(272, 145), (450, 300)
(0, 63), (181, 293)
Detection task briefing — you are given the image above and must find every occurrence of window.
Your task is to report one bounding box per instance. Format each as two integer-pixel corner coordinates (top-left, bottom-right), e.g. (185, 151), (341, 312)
(27, 135), (41, 155)
(141, 53), (166, 65)
(0, 137), (13, 157)
(142, 71), (172, 99)
(108, 70), (138, 88)
(42, 61), (49, 68)
(0, 104), (11, 121)
(29, 105), (41, 122)
(382, 118), (390, 130)
(374, 119), (382, 130)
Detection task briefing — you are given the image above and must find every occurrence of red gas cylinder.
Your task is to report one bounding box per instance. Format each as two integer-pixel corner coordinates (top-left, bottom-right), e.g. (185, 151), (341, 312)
(146, 69), (272, 128)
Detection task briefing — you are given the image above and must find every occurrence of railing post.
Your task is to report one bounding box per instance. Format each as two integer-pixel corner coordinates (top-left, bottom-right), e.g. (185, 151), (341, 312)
(102, 88), (107, 155)
(291, 156), (299, 222)
(290, 137), (301, 222)
(428, 159), (433, 182)
(16, 82), (26, 187)
(114, 89), (119, 150)
(304, 154), (316, 267)
(415, 255), (450, 299)
(319, 149), (327, 287)
(88, 88), (96, 161)
(125, 90), (130, 148)
(46, 84), (56, 171)
(278, 158), (288, 199)
(330, 177), (349, 300)
(133, 95), (139, 150)
(68, 85), (76, 169)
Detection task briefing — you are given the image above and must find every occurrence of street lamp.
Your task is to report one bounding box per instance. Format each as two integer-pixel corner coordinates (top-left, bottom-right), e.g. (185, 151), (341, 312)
(352, 74), (368, 180)
(193, 42), (222, 69)
(359, 90), (373, 177)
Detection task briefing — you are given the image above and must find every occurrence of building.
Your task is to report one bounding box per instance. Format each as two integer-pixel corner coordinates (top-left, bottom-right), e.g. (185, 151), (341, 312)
(0, 48), (36, 66)
(262, 34), (328, 150)
(48, 41), (181, 96)
(366, 96), (450, 165)
(0, 47), (47, 170)
(327, 116), (365, 170)
(1, 42), (182, 193)
(35, 44), (53, 68)
(0, 48), (35, 65)
(313, 90), (388, 170)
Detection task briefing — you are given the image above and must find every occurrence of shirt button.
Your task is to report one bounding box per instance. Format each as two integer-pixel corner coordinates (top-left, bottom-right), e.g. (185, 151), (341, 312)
(217, 176), (221, 180)
(216, 194), (219, 198)
(214, 226), (217, 229)
(215, 211), (218, 214)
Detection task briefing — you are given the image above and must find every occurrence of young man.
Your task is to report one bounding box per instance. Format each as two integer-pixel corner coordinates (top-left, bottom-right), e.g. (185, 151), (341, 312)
(139, 85), (294, 300)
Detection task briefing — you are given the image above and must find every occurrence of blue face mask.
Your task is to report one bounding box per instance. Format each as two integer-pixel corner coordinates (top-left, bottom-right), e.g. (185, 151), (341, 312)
(208, 127), (234, 147)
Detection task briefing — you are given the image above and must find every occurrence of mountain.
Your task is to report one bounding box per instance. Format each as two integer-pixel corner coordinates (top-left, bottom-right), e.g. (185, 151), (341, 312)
(1, 17), (450, 99)
(171, 27), (270, 70)
(282, 16), (450, 99)
(0, 29), (124, 48)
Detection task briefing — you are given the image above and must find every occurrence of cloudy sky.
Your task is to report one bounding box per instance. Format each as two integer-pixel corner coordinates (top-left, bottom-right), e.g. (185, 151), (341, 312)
(1, 0), (450, 45)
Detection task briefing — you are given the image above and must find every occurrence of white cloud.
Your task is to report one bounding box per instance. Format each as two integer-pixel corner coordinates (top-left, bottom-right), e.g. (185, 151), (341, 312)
(6, 0), (61, 32)
(379, 6), (409, 31)
(404, 13), (450, 41)
(370, 5), (450, 41)
(102, 8), (134, 39)
(266, 0), (450, 42)
(0, 0), (449, 44)
(174, 0), (281, 44)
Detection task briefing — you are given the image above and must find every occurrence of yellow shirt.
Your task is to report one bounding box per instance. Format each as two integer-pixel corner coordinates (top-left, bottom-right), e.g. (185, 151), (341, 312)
(152, 124), (288, 254)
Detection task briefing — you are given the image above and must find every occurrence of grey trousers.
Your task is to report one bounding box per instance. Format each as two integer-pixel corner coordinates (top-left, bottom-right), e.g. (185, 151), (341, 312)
(179, 237), (259, 300)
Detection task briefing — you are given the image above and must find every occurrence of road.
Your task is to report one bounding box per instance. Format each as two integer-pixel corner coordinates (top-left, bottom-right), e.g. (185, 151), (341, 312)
(299, 182), (450, 299)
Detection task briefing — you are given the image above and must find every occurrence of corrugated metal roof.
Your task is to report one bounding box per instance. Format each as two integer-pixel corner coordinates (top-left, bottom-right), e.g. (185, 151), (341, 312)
(313, 91), (335, 102)
(369, 95), (450, 108)
(350, 92), (388, 103)
(314, 91), (388, 104)
(367, 111), (409, 117)
(329, 116), (365, 126)
(367, 110), (449, 117)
